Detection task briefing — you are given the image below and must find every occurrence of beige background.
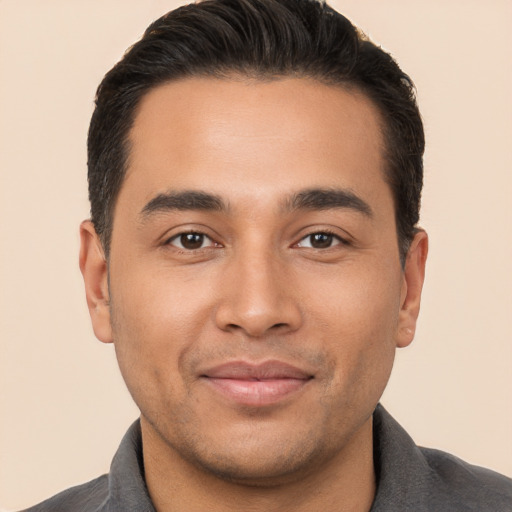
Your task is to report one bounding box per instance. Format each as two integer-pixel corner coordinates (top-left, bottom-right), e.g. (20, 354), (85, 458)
(1, 0), (511, 509)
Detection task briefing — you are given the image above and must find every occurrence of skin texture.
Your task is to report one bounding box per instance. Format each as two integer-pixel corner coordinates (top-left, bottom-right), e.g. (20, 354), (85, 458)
(80, 77), (428, 511)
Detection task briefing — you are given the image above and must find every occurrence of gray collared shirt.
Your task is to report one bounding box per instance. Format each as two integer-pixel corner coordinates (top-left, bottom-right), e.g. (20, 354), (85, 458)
(22, 405), (512, 511)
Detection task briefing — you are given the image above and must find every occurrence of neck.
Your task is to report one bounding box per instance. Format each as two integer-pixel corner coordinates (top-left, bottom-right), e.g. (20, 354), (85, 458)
(141, 416), (376, 512)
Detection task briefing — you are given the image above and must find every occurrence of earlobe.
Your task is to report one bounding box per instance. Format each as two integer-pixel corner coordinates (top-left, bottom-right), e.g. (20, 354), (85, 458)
(396, 230), (428, 348)
(79, 220), (113, 344)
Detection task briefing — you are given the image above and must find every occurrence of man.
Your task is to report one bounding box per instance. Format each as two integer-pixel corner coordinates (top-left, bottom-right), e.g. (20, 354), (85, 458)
(22, 0), (512, 510)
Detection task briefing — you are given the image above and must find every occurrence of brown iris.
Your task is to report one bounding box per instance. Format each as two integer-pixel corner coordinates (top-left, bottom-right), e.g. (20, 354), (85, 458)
(309, 233), (334, 249)
(179, 233), (205, 249)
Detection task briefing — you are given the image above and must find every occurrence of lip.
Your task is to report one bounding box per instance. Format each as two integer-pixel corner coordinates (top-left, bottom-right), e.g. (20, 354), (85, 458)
(200, 360), (313, 406)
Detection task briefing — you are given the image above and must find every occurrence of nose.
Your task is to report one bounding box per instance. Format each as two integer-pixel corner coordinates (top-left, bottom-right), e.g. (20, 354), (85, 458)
(214, 249), (303, 338)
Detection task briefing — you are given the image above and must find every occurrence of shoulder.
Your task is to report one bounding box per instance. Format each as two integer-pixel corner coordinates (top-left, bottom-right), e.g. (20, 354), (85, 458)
(19, 420), (154, 512)
(372, 405), (512, 511)
(419, 446), (512, 511)
(20, 474), (109, 512)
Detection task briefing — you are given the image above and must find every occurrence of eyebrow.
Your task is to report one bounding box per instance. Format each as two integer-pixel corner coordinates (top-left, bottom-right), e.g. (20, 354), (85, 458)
(139, 187), (372, 220)
(285, 188), (373, 217)
(140, 190), (226, 218)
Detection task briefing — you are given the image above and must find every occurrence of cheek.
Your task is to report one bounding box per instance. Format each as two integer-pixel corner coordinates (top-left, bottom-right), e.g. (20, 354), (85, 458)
(111, 260), (216, 339)
(308, 258), (402, 336)
(108, 267), (216, 403)
(308, 263), (402, 395)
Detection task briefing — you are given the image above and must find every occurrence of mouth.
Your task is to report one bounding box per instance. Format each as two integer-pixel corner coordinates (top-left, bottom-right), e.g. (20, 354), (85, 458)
(200, 360), (314, 406)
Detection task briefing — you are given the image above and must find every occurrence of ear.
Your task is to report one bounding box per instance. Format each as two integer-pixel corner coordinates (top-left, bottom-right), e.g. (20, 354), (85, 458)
(79, 220), (113, 343)
(396, 230), (428, 348)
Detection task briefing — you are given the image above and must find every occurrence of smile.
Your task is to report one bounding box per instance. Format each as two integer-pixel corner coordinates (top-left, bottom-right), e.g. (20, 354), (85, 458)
(200, 360), (314, 406)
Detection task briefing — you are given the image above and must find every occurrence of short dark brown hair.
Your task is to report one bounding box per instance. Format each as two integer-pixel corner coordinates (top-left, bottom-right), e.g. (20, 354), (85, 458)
(88, 0), (424, 263)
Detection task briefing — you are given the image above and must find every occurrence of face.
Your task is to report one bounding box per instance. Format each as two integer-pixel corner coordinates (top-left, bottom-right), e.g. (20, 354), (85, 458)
(81, 77), (427, 485)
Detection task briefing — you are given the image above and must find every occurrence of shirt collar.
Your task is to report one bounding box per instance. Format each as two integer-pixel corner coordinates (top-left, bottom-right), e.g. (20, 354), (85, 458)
(107, 420), (156, 511)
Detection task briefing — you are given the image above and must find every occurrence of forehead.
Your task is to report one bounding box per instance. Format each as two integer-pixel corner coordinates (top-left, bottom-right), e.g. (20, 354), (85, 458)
(122, 77), (388, 211)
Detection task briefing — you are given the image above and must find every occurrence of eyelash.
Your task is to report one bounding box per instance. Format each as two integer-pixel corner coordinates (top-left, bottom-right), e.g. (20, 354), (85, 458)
(165, 229), (349, 251)
(295, 230), (348, 249)
(166, 231), (218, 250)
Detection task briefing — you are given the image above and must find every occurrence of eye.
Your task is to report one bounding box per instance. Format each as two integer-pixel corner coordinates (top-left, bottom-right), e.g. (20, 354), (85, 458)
(296, 232), (345, 249)
(167, 232), (216, 250)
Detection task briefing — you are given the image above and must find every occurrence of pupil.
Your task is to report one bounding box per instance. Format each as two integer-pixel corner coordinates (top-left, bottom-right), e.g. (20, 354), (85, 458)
(181, 233), (203, 249)
(311, 233), (332, 248)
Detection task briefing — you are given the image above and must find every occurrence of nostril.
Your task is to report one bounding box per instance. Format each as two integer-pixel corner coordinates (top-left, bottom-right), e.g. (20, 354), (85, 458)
(215, 300), (302, 337)
(223, 322), (289, 335)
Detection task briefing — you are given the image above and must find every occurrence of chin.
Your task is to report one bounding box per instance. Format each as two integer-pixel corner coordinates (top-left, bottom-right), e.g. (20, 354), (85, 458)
(164, 420), (334, 487)
(190, 447), (323, 487)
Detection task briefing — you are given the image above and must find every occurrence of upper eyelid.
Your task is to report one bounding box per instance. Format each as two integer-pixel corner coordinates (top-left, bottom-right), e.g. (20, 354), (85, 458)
(167, 230), (211, 240)
(163, 225), (220, 243)
(301, 229), (340, 238)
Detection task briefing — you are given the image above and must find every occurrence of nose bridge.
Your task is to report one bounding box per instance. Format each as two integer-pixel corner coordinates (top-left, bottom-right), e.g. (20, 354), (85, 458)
(215, 238), (301, 337)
